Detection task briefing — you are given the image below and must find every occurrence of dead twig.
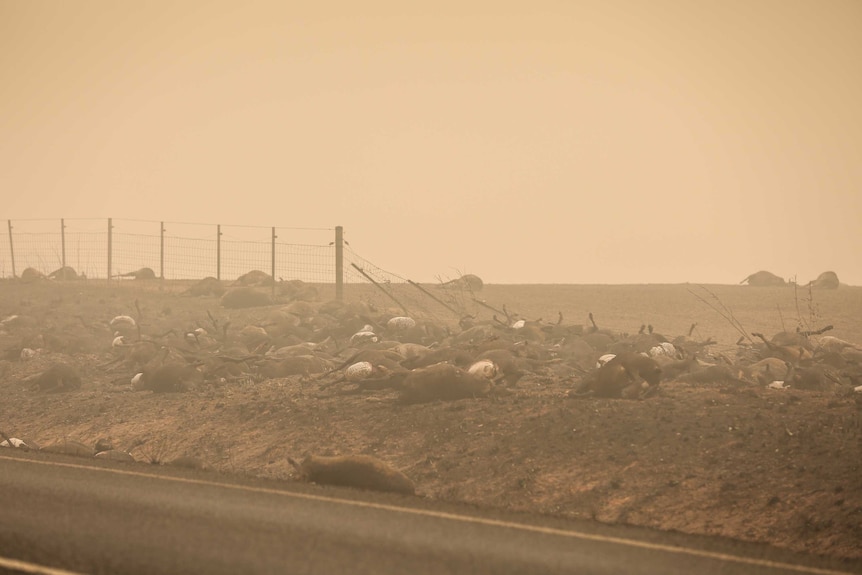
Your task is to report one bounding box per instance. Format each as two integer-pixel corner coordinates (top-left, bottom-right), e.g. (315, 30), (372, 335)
(777, 304), (786, 332)
(797, 325), (833, 337)
(688, 285), (752, 343)
(134, 299), (143, 341)
(793, 280), (810, 333)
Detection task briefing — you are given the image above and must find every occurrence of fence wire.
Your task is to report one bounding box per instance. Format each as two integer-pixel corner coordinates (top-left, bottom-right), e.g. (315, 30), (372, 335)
(343, 246), (481, 323)
(0, 218), (476, 321)
(0, 219), (339, 283)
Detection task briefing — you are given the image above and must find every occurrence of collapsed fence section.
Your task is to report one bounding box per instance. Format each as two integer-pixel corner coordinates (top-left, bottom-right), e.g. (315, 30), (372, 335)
(341, 246), (485, 323)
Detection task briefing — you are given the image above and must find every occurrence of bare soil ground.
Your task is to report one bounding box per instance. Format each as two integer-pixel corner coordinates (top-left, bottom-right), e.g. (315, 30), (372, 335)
(1, 280), (860, 562)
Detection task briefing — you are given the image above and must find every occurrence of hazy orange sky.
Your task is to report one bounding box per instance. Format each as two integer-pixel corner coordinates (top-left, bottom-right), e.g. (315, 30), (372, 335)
(1, 1), (860, 284)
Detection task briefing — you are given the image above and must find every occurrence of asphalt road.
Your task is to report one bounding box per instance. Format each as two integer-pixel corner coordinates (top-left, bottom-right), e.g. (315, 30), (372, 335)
(0, 452), (858, 575)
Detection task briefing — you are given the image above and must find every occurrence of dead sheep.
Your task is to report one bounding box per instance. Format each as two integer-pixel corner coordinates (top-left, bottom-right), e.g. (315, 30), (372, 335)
(439, 274), (484, 291)
(220, 288), (274, 309)
(48, 266), (81, 280)
(239, 325), (270, 350)
(277, 279), (319, 301)
(261, 355), (331, 377)
(0, 432), (39, 451)
(570, 353), (662, 399)
(29, 363), (83, 392)
(135, 363), (201, 393)
(288, 454), (416, 495)
(807, 271), (839, 290)
(233, 270), (274, 287)
(475, 348), (529, 387)
(117, 267), (157, 280)
(184, 276), (225, 296)
(19, 267), (45, 283)
(740, 270), (786, 287)
(42, 439), (94, 456)
(399, 362), (491, 404)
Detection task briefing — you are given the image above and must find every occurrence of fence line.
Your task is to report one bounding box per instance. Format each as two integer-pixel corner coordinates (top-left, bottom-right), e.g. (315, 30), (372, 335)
(0, 218), (343, 285)
(0, 218), (479, 318)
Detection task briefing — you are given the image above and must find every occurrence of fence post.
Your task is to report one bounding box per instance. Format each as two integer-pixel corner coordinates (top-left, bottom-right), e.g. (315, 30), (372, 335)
(107, 218), (113, 281)
(335, 226), (343, 301)
(60, 218), (67, 278)
(216, 224), (221, 280)
(7, 220), (16, 278)
(160, 221), (165, 280)
(271, 226), (277, 294)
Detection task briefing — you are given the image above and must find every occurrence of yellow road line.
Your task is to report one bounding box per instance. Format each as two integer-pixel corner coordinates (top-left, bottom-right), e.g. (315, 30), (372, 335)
(0, 454), (854, 575)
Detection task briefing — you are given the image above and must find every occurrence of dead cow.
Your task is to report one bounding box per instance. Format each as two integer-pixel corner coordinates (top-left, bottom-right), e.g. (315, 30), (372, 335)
(288, 454), (416, 495)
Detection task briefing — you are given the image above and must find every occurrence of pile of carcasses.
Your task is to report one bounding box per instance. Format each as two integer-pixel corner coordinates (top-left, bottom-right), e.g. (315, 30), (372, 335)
(8, 289), (862, 401)
(96, 292), (862, 401)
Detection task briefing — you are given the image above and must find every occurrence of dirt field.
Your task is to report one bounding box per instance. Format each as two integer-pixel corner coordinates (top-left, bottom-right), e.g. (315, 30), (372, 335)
(1, 279), (860, 562)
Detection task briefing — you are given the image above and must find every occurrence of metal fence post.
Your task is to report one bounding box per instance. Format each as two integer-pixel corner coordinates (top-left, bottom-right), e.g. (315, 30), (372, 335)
(160, 221), (165, 279)
(60, 218), (66, 277)
(216, 224), (221, 280)
(107, 218), (113, 281)
(7, 220), (16, 278)
(335, 226), (343, 301)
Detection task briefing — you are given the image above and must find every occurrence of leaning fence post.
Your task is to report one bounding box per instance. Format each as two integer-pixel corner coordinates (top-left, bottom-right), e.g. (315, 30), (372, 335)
(216, 224), (221, 280)
(7, 220), (16, 278)
(60, 218), (67, 278)
(160, 221), (165, 280)
(271, 226), (277, 295)
(335, 226), (343, 301)
(107, 218), (113, 281)
(351, 263), (410, 315)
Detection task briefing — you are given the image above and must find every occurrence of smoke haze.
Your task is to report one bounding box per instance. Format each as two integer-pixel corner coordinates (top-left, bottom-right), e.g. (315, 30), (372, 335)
(1, 0), (860, 284)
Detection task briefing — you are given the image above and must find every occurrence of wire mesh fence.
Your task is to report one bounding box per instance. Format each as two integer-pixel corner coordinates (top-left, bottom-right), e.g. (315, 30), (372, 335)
(0, 219), (339, 282)
(0, 218), (481, 320)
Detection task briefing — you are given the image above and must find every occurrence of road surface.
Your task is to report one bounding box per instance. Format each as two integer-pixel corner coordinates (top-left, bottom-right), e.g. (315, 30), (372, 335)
(0, 452), (857, 575)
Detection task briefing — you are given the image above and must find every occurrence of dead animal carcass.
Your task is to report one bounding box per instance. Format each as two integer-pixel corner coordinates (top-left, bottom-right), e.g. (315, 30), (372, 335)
(740, 270), (785, 287)
(399, 362), (491, 404)
(807, 271), (839, 290)
(570, 353), (662, 399)
(29, 364), (82, 392)
(288, 454), (415, 494)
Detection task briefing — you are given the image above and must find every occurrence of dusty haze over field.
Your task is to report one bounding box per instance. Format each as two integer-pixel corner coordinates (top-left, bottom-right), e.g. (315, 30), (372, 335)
(1, 1), (860, 285)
